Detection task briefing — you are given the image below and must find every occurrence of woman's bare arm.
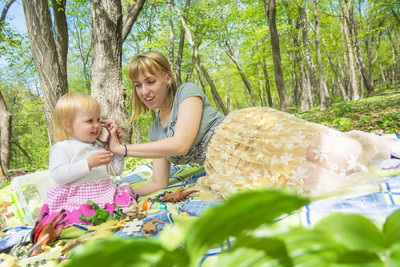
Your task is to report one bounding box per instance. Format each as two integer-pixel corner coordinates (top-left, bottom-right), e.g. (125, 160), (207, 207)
(108, 96), (203, 158)
(132, 158), (171, 196)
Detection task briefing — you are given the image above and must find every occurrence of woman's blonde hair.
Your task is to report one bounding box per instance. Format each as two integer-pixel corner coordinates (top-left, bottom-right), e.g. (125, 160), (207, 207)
(127, 51), (177, 120)
(54, 92), (100, 142)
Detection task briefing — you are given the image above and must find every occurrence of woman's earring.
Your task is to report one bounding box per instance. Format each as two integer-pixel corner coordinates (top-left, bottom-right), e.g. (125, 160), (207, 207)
(166, 83), (170, 87)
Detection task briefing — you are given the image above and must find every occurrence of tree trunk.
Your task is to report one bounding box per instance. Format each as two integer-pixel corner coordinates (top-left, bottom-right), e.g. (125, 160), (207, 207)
(296, 48), (311, 112)
(322, 37), (349, 102)
(175, 28), (185, 87)
(258, 69), (266, 107)
(358, 68), (364, 98)
(132, 119), (141, 144)
(195, 65), (207, 93)
(0, 91), (11, 172)
(298, 4), (320, 105)
(91, 0), (146, 143)
(341, 3), (359, 100)
(388, 33), (399, 92)
(284, 0), (312, 109)
(172, 0), (228, 115)
(379, 61), (387, 87)
(22, 0), (69, 146)
(259, 39), (273, 107)
(344, 0), (375, 97)
(186, 53), (196, 83)
(365, 15), (374, 89)
(313, 0), (330, 110)
(226, 64), (232, 111)
(329, 31), (350, 101)
(261, 57), (273, 108)
(292, 18), (311, 112)
(263, 0), (290, 110)
(337, 30), (350, 99)
(0, 0), (16, 175)
(195, 48), (227, 115)
(174, 0), (191, 87)
(167, 1), (174, 74)
(286, 49), (297, 107)
(223, 41), (257, 107)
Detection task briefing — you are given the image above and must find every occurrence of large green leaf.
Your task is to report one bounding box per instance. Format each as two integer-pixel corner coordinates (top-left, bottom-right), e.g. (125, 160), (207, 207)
(383, 209), (400, 248)
(214, 246), (287, 267)
(62, 237), (188, 267)
(335, 250), (382, 266)
(213, 236), (292, 267)
(275, 227), (341, 266)
(314, 213), (384, 252)
(184, 189), (309, 262)
(389, 243), (400, 266)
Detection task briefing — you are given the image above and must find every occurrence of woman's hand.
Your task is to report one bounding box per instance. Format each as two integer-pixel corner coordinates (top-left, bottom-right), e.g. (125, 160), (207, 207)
(101, 119), (123, 143)
(108, 126), (126, 157)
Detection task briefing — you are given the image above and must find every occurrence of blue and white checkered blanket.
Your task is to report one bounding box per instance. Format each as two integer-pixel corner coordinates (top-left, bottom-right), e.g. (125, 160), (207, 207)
(115, 158), (400, 237)
(1, 159), (400, 256)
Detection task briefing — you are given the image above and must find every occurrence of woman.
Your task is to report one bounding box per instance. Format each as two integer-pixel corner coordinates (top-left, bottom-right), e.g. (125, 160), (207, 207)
(107, 50), (399, 199)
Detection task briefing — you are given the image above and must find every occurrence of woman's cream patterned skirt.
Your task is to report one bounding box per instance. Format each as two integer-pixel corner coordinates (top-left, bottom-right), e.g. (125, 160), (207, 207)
(197, 107), (392, 199)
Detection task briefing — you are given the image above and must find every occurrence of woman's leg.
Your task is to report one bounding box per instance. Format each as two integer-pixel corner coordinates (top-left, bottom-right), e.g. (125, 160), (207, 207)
(307, 131), (393, 172)
(301, 131), (393, 196)
(306, 134), (365, 176)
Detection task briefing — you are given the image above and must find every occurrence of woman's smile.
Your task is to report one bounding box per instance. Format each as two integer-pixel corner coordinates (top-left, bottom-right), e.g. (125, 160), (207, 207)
(144, 96), (155, 102)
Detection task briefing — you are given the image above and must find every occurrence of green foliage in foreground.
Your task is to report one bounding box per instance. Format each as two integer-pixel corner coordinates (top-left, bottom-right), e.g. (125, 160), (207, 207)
(61, 189), (400, 267)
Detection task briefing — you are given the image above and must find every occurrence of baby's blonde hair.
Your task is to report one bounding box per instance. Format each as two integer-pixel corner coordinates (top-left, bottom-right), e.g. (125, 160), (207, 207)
(54, 92), (100, 142)
(127, 51), (177, 120)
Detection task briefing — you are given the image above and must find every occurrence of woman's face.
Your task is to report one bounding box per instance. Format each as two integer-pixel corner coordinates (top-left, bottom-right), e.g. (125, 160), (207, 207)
(133, 69), (172, 111)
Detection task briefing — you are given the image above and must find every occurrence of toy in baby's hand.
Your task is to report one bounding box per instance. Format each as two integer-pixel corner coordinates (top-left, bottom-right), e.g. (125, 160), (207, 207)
(97, 126), (111, 146)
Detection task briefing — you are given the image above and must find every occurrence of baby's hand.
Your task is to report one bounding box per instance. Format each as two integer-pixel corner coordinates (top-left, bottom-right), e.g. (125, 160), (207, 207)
(87, 151), (112, 170)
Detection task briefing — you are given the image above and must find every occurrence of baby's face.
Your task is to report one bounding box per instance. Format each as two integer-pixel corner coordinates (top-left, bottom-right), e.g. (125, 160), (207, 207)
(68, 105), (102, 143)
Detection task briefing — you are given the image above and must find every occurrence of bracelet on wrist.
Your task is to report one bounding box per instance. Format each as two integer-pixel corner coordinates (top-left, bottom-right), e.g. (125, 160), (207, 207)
(124, 145), (127, 157)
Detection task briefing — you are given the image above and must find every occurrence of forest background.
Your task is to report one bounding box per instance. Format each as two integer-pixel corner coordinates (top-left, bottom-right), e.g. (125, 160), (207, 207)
(0, 0), (399, 180)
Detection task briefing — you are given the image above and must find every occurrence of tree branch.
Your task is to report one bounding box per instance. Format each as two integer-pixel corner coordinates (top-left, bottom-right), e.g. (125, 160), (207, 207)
(122, 0), (147, 43)
(0, 0), (15, 25)
(11, 140), (33, 165)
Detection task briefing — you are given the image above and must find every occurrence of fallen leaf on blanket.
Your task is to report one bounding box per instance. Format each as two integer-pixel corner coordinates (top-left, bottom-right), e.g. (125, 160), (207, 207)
(122, 219), (143, 235)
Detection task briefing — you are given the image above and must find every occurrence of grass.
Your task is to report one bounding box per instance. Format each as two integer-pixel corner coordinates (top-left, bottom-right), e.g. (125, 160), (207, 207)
(296, 90), (400, 134)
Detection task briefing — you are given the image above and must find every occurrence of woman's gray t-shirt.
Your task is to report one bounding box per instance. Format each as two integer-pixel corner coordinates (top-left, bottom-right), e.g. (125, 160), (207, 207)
(149, 82), (225, 165)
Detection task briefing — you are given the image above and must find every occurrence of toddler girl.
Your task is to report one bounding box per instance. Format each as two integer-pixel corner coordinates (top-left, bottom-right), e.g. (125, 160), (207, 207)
(37, 92), (135, 227)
